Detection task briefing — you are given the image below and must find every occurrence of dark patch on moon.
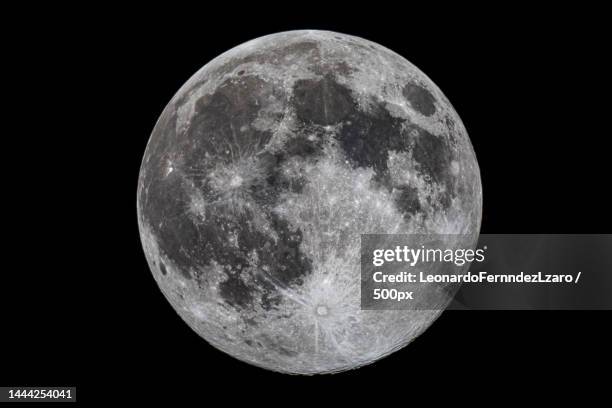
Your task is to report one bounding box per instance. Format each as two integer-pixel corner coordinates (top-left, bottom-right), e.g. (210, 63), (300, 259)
(412, 130), (454, 185)
(187, 75), (282, 163)
(188, 210), (312, 309)
(336, 94), (407, 179)
(219, 272), (254, 308)
(260, 289), (283, 311)
(260, 214), (312, 287)
(292, 74), (354, 126)
(395, 186), (422, 218)
(403, 83), (436, 116)
(143, 181), (204, 279)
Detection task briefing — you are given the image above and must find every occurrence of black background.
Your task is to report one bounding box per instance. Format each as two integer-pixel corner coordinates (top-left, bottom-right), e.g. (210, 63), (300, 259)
(3, 4), (610, 404)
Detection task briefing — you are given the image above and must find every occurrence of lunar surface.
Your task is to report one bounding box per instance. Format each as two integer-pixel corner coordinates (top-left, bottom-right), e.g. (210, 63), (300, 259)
(137, 30), (482, 374)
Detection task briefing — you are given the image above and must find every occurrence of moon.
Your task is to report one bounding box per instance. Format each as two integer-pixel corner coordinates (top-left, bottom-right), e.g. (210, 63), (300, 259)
(137, 30), (482, 374)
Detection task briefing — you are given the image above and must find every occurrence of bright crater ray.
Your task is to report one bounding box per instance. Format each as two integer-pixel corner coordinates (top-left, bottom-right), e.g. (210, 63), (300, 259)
(137, 30), (482, 374)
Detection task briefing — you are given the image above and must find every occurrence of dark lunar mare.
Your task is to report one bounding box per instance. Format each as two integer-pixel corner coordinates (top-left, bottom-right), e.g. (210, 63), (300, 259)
(402, 83), (437, 117)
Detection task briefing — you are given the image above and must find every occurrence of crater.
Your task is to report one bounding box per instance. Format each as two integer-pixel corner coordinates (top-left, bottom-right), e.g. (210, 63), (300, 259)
(315, 304), (329, 316)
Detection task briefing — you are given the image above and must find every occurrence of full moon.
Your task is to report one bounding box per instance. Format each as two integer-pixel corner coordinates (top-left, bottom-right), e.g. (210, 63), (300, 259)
(137, 30), (482, 374)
